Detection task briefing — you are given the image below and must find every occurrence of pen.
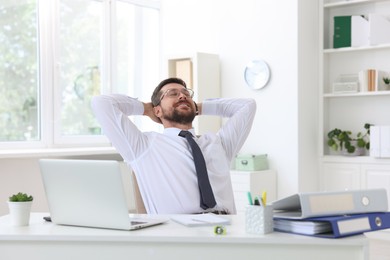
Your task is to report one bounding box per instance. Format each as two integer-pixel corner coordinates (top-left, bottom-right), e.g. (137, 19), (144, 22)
(253, 197), (260, 206)
(258, 195), (264, 207)
(247, 191), (253, 205)
(261, 191), (267, 206)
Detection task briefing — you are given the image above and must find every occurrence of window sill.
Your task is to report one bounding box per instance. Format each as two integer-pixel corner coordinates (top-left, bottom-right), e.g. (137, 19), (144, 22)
(0, 146), (119, 159)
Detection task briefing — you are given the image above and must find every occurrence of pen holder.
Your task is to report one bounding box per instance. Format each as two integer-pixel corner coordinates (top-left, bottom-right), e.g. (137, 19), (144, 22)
(245, 205), (273, 235)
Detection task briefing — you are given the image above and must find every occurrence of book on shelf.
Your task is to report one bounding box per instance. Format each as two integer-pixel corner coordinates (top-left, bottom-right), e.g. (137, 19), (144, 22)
(333, 13), (390, 49)
(368, 69), (376, 91)
(369, 13), (390, 46)
(358, 69), (389, 92)
(370, 125), (390, 158)
(334, 16), (351, 48)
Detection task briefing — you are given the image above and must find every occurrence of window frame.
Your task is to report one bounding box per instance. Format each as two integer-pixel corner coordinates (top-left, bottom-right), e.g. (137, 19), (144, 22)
(0, 0), (161, 151)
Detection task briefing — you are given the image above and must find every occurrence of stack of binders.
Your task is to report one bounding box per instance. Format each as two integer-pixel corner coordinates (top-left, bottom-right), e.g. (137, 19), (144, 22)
(271, 189), (390, 238)
(333, 14), (390, 48)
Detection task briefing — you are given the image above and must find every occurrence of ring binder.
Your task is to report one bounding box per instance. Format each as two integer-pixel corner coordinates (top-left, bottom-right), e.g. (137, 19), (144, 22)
(272, 189), (388, 219)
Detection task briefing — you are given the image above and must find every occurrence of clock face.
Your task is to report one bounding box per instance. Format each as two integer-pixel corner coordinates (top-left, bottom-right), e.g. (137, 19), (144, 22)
(244, 60), (271, 90)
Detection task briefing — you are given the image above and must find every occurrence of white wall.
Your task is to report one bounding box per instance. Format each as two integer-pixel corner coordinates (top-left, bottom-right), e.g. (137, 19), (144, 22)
(161, 0), (319, 199)
(0, 0), (319, 216)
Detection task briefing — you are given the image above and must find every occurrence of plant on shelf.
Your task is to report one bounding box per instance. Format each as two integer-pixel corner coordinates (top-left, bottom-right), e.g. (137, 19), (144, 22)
(327, 123), (372, 155)
(9, 192), (33, 202)
(383, 77), (390, 85)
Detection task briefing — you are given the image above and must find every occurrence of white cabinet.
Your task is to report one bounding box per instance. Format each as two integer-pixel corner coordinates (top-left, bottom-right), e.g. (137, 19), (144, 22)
(230, 170), (277, 214)
(167, 52), (220, 135)
(320, 162), (361, 191)
(320, 0), (390, 157)
(321, 158), (390, 208)
(361, 164), (390, 208)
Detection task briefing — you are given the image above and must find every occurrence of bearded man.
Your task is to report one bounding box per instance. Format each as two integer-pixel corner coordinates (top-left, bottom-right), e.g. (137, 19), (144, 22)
(92, 77), (256, 214)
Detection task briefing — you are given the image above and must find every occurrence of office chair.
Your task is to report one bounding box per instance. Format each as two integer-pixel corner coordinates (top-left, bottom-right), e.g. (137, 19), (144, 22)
(131, 172), (147, 214)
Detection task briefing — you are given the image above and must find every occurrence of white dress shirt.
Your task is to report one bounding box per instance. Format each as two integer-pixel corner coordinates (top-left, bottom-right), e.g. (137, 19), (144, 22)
(91, 95), (256, 214)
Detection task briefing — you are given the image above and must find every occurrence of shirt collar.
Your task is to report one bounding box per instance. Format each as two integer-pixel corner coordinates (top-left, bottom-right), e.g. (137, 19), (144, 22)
(163, 127), (196, 137)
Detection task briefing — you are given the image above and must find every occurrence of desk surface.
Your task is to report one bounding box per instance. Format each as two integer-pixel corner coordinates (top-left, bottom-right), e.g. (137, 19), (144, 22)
(0, 213), (369, 260)
(0, 212), (367, 244)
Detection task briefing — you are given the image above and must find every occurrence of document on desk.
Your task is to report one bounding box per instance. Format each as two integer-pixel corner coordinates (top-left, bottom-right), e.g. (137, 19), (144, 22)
(171, 214), (230, 227)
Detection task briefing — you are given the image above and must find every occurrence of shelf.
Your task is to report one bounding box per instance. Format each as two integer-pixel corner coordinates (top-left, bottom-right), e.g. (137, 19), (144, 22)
(321, 155), (390, 164)
(324, 0), (387, 8)
(323, 91), (390, 98)
(323, 43), (390, 54)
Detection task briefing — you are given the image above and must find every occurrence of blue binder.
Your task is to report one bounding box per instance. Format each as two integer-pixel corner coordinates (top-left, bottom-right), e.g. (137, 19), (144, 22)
(274, 212), (390, 238)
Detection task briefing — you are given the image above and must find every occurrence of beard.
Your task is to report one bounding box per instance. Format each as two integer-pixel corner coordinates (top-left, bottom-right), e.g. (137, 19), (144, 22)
(162, 102), (196, 124)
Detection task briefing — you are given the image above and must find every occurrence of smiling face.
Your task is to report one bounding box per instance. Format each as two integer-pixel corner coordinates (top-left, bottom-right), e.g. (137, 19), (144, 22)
(154, 83), (196, 127)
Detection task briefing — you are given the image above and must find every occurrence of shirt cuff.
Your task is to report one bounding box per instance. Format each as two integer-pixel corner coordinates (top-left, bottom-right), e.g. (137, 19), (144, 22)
(130, 97), (145, 115)
(201, 98), (221, 116)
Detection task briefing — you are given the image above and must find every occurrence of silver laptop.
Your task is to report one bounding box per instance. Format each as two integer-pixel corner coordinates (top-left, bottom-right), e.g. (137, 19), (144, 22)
(39, 159), (168, 231)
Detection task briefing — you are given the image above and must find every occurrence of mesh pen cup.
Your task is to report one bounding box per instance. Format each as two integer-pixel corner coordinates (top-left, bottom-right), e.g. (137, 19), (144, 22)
(245, 205), (273, 235)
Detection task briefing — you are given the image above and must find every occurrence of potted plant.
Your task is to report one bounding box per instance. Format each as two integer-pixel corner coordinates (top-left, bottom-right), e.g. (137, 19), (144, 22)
(7, 192), (33, 226)
(327, 123), (372, 156)
(383, 77), (390, 85)
(383, 77), (390, 90)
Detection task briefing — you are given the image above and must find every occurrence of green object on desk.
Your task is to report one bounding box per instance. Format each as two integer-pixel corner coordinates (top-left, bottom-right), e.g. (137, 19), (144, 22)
(214, 225), (226, 235)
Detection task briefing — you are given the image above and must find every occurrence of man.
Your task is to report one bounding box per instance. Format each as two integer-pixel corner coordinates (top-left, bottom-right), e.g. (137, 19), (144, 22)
(91, 77), (256, 214)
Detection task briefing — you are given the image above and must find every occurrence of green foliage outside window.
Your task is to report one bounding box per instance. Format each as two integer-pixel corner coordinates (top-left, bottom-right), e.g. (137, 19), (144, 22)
(0, 0), (38, 141)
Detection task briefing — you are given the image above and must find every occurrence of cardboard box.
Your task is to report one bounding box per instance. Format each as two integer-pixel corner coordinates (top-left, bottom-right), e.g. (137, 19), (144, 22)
(235, 154), (268, 171)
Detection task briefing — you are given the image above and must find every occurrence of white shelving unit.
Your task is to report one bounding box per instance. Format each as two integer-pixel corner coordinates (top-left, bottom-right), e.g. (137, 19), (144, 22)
(320, 0), (390, 157)
(319, 0), (390, 203)
(167, 52), (221, 135)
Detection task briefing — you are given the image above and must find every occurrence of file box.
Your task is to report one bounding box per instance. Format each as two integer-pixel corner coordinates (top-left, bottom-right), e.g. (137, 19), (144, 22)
(235, 154), (268, 171)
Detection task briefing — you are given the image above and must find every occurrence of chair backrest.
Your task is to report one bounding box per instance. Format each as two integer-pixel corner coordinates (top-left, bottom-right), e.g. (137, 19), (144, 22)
(131, 172), (147, 214)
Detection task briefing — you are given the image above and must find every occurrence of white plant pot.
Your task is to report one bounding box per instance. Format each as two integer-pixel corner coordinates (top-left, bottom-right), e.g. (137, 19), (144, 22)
(7, 201), (33, 226)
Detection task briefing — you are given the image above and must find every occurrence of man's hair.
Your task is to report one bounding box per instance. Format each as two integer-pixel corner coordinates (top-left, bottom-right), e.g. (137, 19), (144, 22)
(151, 77), (187, 106)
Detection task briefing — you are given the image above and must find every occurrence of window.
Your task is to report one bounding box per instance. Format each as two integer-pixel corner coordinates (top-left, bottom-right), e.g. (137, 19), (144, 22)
(0, 0), (160, 148)
(0, 0), (39, 143)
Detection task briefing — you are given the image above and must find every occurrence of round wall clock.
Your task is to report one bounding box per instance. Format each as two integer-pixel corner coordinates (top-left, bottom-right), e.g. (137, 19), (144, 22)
(244, 60), (271, 90)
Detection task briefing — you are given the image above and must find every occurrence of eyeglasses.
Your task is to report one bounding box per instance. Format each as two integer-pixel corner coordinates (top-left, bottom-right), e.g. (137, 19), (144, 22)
(159, 88), (194, 103)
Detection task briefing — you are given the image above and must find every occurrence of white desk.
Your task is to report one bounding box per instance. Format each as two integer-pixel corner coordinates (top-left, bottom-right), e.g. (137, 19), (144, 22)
(364, 229), (390, 260)
(0, 213), (369, 260)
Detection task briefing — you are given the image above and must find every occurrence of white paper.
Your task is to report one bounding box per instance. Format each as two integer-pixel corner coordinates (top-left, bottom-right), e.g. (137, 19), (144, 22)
(170, 214), (230, 226)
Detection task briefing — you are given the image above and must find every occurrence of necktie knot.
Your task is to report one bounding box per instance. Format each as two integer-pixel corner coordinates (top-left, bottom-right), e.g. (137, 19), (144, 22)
(179, 130), (192, 138)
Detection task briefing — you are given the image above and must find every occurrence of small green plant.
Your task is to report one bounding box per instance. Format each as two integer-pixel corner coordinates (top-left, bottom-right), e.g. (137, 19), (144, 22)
(9, 192), (33, 202)
(327, 123), (372, 154)
(383, 77), (390, 85)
